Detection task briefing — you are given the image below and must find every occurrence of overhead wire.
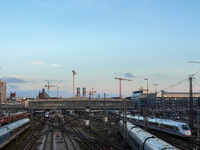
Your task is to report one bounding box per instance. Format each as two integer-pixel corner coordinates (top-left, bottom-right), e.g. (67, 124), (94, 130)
(161, 77), (188, 91)
(7, 83), (35, 98)
(193, 79), (200, 87)
(160, 70), (200, 91)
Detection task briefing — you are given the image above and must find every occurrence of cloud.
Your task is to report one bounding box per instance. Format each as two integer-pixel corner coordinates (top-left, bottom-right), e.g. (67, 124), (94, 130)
(51, 64), (62, 67)
(114, 72), (123, 77)
(2, 77), (27, 84)
(1, 76), (37, 84)
(124, 72), (136, 78)
(30, 61), (43, 65)
(114, 72), (136, 78)
(151, 73), (168, 78)
(43, 79), (64, 83)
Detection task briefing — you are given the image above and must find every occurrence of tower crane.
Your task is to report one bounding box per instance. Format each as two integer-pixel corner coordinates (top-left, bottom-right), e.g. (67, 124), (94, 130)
(115, 77), (132, 99)
(86, 87), (96, 98)
(72, 70), (77, 98)
(45, 82), (58, 95)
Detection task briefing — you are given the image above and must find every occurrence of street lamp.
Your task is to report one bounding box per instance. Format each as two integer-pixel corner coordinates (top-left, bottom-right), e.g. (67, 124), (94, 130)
(57, 87), (60, 98)
(144, 78), (148, 107)
(153, 84), (158, 130)
(153, 84), (158, 93)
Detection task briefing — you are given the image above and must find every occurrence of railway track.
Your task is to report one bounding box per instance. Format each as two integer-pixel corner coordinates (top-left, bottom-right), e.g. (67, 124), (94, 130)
(67, 119), (103, 150)
(19, 123), (46, 150)
(151, 130), (194, 150)
(59, 120), (77, 150)
(64, 114), (125, 150)
(85, 127), (121, 149)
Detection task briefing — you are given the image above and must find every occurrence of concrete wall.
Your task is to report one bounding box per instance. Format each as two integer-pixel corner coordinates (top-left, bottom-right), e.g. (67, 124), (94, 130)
(28, 98), (135, 110)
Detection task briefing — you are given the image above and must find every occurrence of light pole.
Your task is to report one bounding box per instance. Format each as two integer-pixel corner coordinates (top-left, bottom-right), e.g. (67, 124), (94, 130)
(153, 84), (158, 114)
(144, 78), (148, 131)
(144, 78), (148, 107)
(57, 87), (60, 98)
(153, 84), (158, 130)
(153, 84), (158, 93)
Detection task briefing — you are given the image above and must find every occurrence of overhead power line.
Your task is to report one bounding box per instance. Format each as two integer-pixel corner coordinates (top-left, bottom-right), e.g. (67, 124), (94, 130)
(161, 77), (188, 90)
(7, 83), (35, 97)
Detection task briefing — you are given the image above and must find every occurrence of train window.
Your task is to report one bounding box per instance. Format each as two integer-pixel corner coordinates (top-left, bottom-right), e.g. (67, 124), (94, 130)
(182, 125), (189, 130)
(149, 122), (158, 126)
(0, 132), (9, 143)
(129, 135), (140, 150)
(176, 127), (179, 131)
(163, 124), (173, 129)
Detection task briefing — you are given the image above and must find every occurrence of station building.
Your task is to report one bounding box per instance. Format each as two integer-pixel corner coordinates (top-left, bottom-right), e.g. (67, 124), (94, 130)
(132, 87), (200, 110)
(156, 92), (200, 109)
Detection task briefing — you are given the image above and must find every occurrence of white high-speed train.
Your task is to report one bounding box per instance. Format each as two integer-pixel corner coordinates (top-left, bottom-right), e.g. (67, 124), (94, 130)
(0, 118), (30, 149)
(118, 120), (178, 150)
(45, 112), (50, 118)
(123, 115), (191, 137)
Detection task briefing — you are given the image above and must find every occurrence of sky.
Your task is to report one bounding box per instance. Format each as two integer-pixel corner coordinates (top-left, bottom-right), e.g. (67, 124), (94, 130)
(1, 0), (200, 98)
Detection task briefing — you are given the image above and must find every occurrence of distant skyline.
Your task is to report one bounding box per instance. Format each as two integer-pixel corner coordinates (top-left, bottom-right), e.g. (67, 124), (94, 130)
(1, 0), (200, 98)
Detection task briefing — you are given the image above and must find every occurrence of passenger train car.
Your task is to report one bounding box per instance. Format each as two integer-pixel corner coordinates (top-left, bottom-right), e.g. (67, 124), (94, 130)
(123, 115), (191, 137)
(0, 118), (30, 149)
(1, 111), (27, 124)
(118, 120), (178, 150)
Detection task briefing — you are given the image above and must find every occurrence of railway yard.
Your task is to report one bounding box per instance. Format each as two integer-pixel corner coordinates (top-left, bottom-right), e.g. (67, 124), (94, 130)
(1, 111), (200, 150)
(1, 113), (129, 150)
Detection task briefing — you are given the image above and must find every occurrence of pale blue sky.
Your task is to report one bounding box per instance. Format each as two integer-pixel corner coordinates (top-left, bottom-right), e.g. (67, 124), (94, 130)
(1, 0), (200, 98)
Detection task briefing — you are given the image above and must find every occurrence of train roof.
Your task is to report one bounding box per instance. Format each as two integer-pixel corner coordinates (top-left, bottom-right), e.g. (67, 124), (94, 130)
(130, 115), (188, 127)
(5, 111), (25, 116)
(0, 127), (9, 136)
(120, 114), (189, 127)
(119, 120), (178, 149)
(0, 118), (30, 132)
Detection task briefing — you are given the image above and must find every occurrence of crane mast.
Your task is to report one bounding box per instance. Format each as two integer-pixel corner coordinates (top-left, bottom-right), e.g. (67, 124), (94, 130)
(115, 77), (132, 99)
(72, 70), (77, 98)
(86, 87), (96, 98)
(45, 82), (58, 96)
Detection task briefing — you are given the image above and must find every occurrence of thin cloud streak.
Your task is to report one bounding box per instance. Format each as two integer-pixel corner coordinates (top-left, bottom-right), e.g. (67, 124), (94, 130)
(30, 61), (43, 65)
(43, 79), (64, 83)
(1, 76), (37, 84)
(51, 64), (62, 67)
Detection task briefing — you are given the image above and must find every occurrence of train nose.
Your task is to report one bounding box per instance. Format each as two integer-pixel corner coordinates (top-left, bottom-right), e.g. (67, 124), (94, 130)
(184, 130), (191, 136)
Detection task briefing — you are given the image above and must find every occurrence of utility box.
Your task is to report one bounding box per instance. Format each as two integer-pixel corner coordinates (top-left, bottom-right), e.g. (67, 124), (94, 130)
(84, 120), (90, 126)
(103, 117), (108, 123)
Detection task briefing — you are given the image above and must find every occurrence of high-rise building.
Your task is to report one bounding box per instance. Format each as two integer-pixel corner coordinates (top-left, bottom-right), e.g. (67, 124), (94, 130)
(0, 80), (6, 103)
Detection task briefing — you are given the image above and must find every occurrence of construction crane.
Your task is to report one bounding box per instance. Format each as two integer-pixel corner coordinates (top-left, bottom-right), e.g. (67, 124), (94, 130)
(115, 77), (132, 99)
(72, 70), (77, 98)
(45, 82), (58, 95)
(86, 87), (96, 98)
